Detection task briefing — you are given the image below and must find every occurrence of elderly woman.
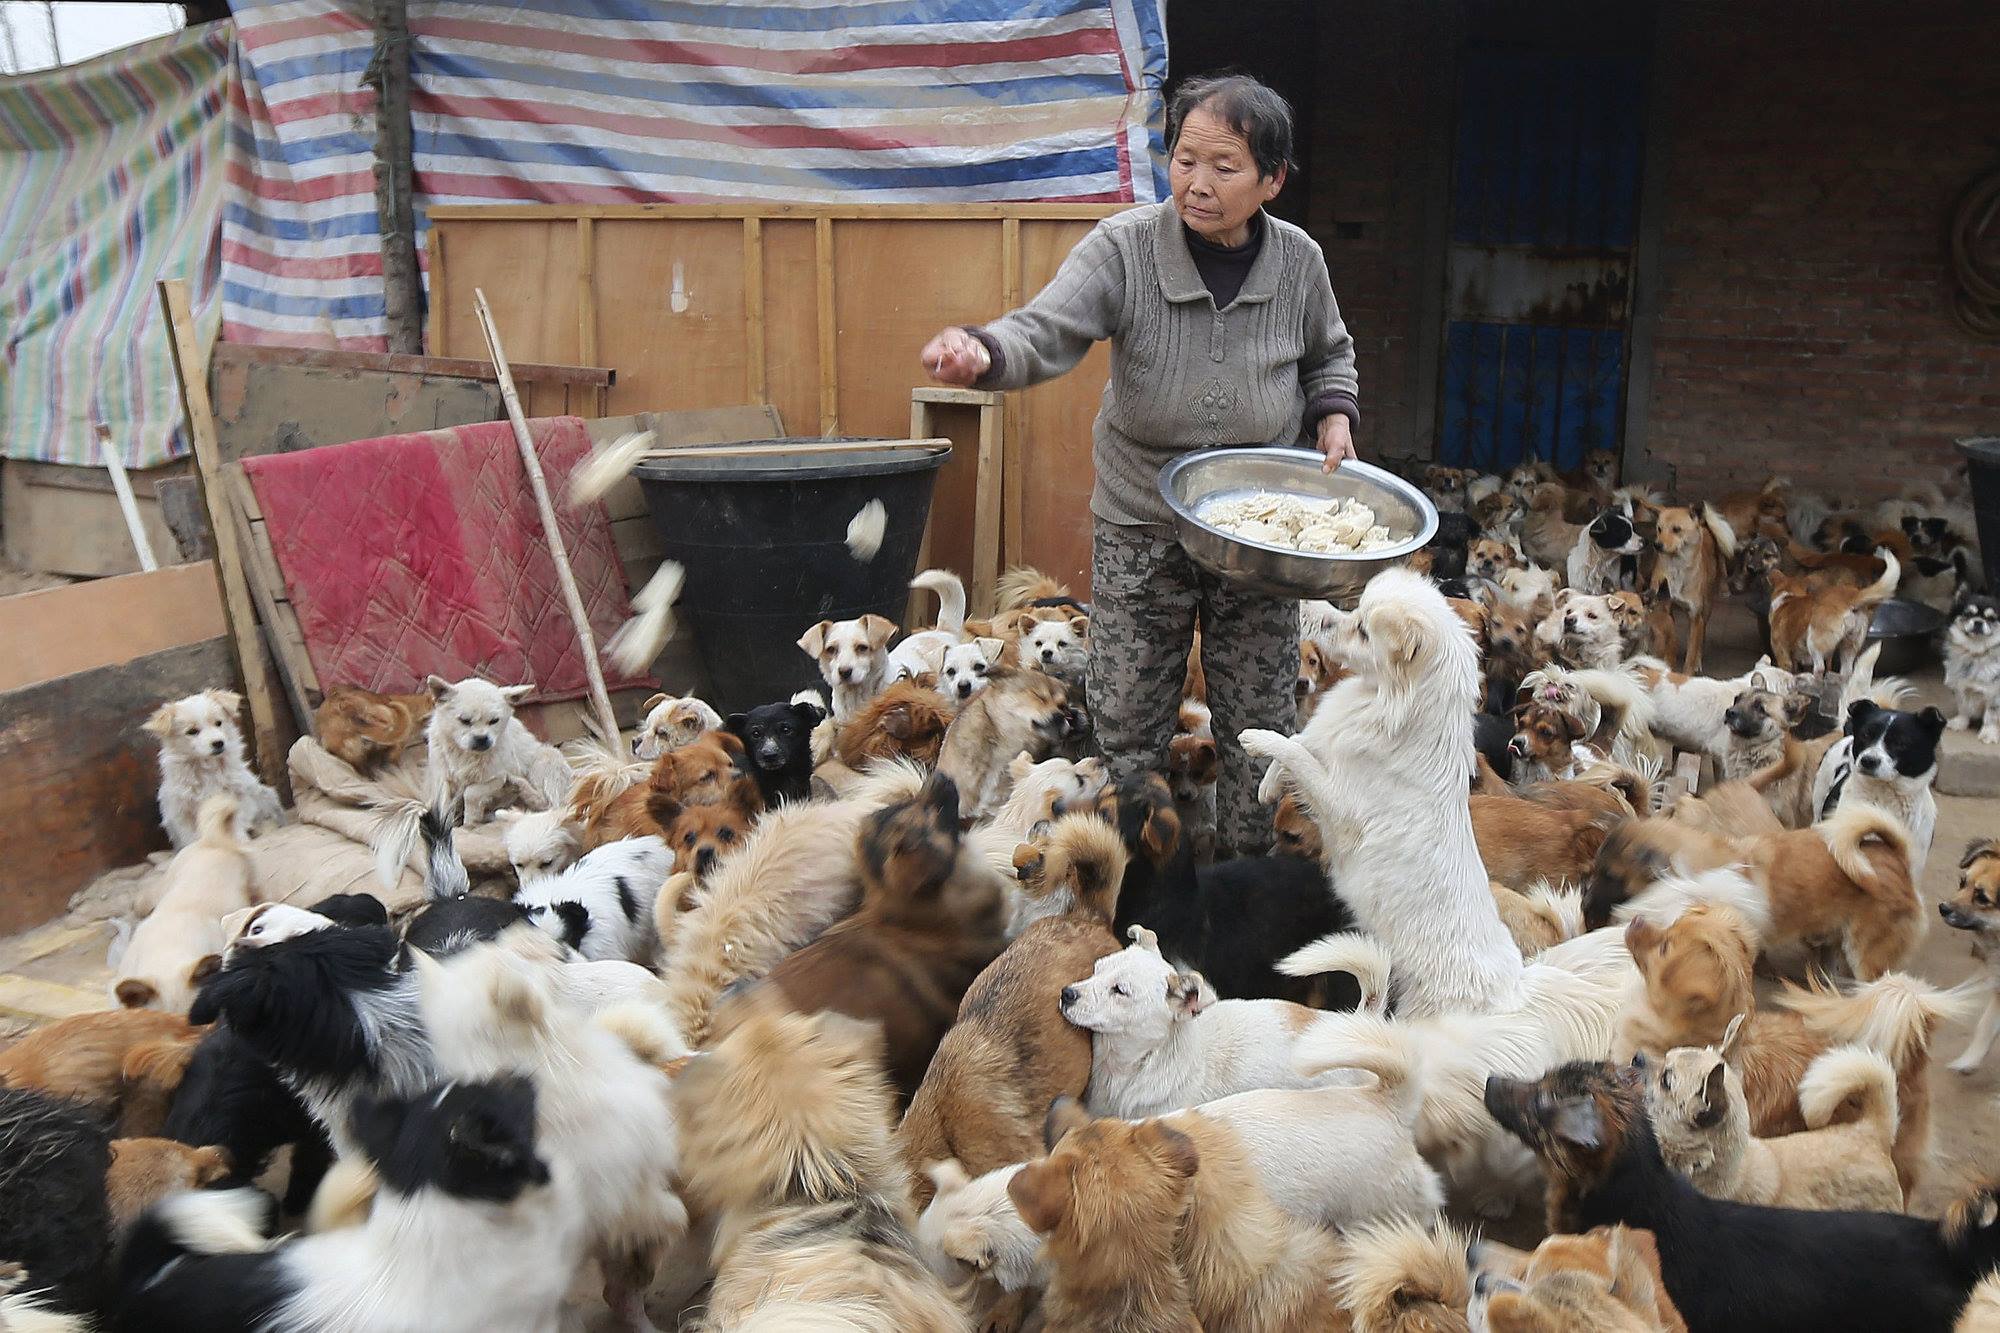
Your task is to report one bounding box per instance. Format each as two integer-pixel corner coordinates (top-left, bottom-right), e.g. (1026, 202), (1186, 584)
(921, 73), (1359, 857)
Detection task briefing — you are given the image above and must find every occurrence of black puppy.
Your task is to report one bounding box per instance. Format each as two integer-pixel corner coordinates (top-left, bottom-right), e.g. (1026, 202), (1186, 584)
(164, 1022), (334, 1216)
(0, 1087), (112, 1318)
(1101, 774), (1360, 1010)
(1484, 1060), (2000, 1333)
(1472, 711), (1517, 782)
(726, 699), (822, 805)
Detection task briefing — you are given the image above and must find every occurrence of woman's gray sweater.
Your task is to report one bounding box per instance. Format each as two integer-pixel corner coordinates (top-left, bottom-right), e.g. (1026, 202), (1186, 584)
(974, 201), (1358, 529)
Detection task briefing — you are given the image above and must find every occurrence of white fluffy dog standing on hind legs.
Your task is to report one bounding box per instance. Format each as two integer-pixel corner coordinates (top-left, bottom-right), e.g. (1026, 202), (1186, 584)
(1240, 567), (1525, 1017)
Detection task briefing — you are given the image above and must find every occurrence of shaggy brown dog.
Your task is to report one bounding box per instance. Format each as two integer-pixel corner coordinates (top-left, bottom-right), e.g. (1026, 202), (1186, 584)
(675, 1001), (968, 1330)
(1009, 1109), (1203, 1332)
(1271, 793), (1324, 865)
(1475, 1226), (1686, 1332)
(580, 730), (756, 848)
(655, 779), (760, 880)
(935, 668), (1083, 820)
(105, 1138), (231, 1228)
(312, 683), (433, 773)
(742, 774), (1010, 1101)
(0, 1009), (205, 1137)
(836, 680), (955, 769)
(1470, 791), (1615, 891)
(1336, 1216), (1475, 1332)
(1010, 814), (1129, 925)
(898, 915), (1120, 1207)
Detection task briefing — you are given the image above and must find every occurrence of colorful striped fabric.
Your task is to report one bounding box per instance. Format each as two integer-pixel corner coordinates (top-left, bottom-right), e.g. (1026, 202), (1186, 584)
(5, 2), (1165, 464)
(225, 0), (1168, 351)
(1, 24), (233, 467)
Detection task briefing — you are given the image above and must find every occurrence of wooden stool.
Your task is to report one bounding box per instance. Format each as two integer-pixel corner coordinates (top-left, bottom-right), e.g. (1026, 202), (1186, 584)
(908, 386), (1004, 624)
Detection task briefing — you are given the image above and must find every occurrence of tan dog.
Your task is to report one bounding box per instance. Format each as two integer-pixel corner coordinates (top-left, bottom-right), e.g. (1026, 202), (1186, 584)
(674, 1001), (969, 1331)
(115, 794), (259, 1013)
(935, 667), (1083, 820)
(106, 1138), (232, 1229)
(1648, 1021), (1902, 1212)
(1941, 839), (2000, 1072)
(898, 915), (1120, 1207)
(1010, 813), (1128, 928)
(1009, 1111), (1203, 1333)
(1651, 504), (1736, 673)
(1272, 791), (1324, 865)
(1471, 1226), (1685, 1332)
(1522, 482), (1589, 569)
(1336, 1216), (1475, 1332)
(836, 679), (955, 770)
(799, 612), (900, 722)
(313, 683), (433, 773)
(0, 1009), (205, 1136)
(1767, 552), (1900, 675)
(1470, 789), (1615, 890)
(579, 729), (755, 849)
(633, 691), (723, 760)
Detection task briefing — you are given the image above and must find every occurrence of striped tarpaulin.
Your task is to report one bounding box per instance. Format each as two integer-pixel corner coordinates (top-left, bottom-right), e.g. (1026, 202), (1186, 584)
(225, 0), (1169, 351)
(0, 24), (233, 467)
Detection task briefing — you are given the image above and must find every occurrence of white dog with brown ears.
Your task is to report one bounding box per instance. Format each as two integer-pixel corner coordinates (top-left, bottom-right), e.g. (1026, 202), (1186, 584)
(144, 689), (284, 849)
(798, 613), (899, 723)
(1241, 567), (1525, 1018)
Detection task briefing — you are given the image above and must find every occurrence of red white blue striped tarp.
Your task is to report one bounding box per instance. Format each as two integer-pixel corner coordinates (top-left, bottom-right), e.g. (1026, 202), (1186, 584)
(225, 0), (1168, 351)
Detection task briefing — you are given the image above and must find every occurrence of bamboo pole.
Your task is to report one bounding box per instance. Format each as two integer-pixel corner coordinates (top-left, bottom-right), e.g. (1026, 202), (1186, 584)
(472, 288), (625, 758)
(96, 424), (158, 572)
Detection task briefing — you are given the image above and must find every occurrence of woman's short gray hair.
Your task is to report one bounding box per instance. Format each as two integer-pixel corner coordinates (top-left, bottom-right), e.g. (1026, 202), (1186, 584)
(1168, 73), (1294, 182)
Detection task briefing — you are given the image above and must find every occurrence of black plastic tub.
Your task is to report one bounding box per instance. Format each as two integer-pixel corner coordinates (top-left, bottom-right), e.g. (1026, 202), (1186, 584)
(632, 441), (949, 714)
(1960, 436), (2000, 590)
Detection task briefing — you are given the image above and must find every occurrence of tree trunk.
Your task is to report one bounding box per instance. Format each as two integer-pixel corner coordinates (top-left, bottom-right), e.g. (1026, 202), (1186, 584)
(364, 0), (423, 355)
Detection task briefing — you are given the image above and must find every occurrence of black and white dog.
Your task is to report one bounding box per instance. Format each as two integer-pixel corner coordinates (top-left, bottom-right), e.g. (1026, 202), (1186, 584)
(1567, 503), (1645, 595)
(1814, 697), (1944, 875)
(1948, 592), (2000, 746)
(118, 1076), (571, 1333)
(511, 834), (668, 964)
(726, 697), (823, 805)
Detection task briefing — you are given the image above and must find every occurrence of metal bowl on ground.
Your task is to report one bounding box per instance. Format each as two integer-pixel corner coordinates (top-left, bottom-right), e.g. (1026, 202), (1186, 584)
(1866, 598), (1947, 676)
(1159, 447), (1439, 604)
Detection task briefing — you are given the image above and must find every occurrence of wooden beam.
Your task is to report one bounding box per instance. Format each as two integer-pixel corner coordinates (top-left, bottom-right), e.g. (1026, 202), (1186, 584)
(815, 215), (838, 436)
(972, 400), (1003, 619)
(742, 216), (767, 405)
(427, 226), (448, 354)
(210, 342), (613, 387)
(1000, 216), (1025, 569)
(575, 217), (598, 370)
(156, 278), (289, 790)
(425, 202), (1130, 222)
(364, 0), (423, 355)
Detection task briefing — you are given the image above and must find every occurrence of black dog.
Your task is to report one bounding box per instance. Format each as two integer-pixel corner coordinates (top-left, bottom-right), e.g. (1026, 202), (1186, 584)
(1472, 711), (1517, 782)
(1484, 1060), (2000, 1333)
(164, 1022), (334, 1216)
(726, 699), (822, 806)
(0, 1087), (112, 1318)
(1102, 774), (1360, 1010)
(400, 797), (525, 957)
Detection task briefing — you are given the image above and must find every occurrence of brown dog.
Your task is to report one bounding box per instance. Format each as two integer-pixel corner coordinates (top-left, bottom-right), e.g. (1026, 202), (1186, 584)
(744, 774), (1010, 1101)
(1012, 814), (1129, 925)
(0, 1009), (205, 1137)
(1271, 792), (1323, 865)
(936, 667), (1084, 821)
(898, 914), (1120, 1207)
(836, 679), (955, 770)
(656, 780), (760, 880)
(1009, 1109), (1204, 1333)
(1475, 1226), (1686, 1332)
(1651, 505), (1735, 674)
(313, 683), (433, 773)
(1509, 700), (1596, 784)
(580, 729), (756, 848)
(1471, 790), (1616, 891)
(106, 1138), (232, 1228)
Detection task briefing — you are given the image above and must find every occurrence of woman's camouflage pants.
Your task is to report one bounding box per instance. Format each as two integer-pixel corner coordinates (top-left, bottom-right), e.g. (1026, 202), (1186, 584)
(1085, 520), (1299, 856)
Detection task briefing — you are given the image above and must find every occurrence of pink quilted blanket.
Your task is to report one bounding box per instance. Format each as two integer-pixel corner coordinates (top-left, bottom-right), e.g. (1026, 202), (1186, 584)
(241, 416), (651, 705)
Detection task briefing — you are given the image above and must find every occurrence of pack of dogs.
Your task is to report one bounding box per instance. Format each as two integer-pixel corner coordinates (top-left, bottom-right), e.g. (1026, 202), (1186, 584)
(2, 459), (1997, 1331)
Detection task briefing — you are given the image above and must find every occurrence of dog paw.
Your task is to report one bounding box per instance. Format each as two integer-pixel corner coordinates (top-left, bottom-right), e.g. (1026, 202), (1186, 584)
(1982, 727), (2000, 747)
(1237, 728), (1288, 761)
(1950, 716), (1972, 731)
(1950, 1056), (1982, 1075)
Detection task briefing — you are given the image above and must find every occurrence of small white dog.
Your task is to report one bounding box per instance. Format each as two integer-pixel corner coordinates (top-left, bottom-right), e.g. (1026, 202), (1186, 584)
(498, 807), (583, 882)
(633, 692), (724, 760)
(114, 793), (262, 1013)
(1017, 612), (1089, 688)
(424, 675), (569, 824)
(1631, 654), (1798, 758)
(1060, 926), (1383, 1118)
(1241, 567), (1525, 1018)
(1541, 589), (1631, 670)
(1947, 593), (2000, 745)
(917, 1161), (1042, 1293)
(513, 834), (671, 965)
(938, 637), (1007, 702)
(888, 568), (970, 682)
(144, 689), (283, 848)
(798, 614), (899, 722)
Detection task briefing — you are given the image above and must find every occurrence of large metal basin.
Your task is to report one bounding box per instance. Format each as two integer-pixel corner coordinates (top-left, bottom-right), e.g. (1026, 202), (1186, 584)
(1159, 448), (1439, 604)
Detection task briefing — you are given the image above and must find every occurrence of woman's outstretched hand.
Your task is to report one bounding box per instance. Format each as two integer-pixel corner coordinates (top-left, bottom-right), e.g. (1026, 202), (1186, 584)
(1317, 413), (1357, 473)
(921, 328), (991, 387)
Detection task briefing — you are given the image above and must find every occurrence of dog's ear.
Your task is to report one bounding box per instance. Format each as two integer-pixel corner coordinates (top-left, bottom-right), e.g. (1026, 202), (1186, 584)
(1043, 1095), (1094, 1150)
(208, 689), (245, 714)
(142, 703), (176, 737)
(1008, 1156), (1073, 1236)
(498, 684), (533, 704)
(1781, 690), (1817, 730)
(791, 699), (827, 726)
(975, 636), (1005, 665)
(797, 621), (832, 658)
(425, 675), (453, 700)
(860, 614), (899, 649)
(1363, 601), (1426, 667)
(1845, 700), (1878, 732)
(1691, 1060), (1729, 1129)
(712, 730), (746, 759)
(1137, 1121), (1201, 1180)
(190, 1145), (234, 1185)
(1140, 799), (1181, 864)
(641, 692), (671, 716)
(1126, 923), (1160, 955)
(1561, 710), (1587, 741)
(1962, 839), (1999, 871)
(115, 978), (158, 1009)
(1066, 613), (1090, 636)
(1012, 842), (1043, 883)
(1550, 1095), (1605, 1150)
(722, 712), (749, 742)
(1918, 706), (1948, 738)
(1166, 970), (1210, 1021)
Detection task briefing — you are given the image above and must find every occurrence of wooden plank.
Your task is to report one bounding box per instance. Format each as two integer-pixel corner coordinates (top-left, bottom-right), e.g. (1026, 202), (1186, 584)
(208, 355), (502, 468)
(912, 386), (1002, 407)
(1001, 216), (1025, 572)
(223, 470), (316, 732)
(0, 636), (236, 935)
(742, 216), (767, 404)
(639, 439), (945, 462)
(0, 563), (227, 694)
(427, 226), (447, 354)
(815, 215), (838, 435)
(211, 341), (612, 387)
(437, 220), (582, 371)
(158, 278), (288, 789)
(761, 221), (821, 437)
(0, 975), (107, 1023)
(1, 463), (182, 579)
(427, 202), (1130, 222)
(576, 217), (598, 378)
(972, 401), (1003, 618)
(595, 218), (746, 417)
(155, 476), (213, 561)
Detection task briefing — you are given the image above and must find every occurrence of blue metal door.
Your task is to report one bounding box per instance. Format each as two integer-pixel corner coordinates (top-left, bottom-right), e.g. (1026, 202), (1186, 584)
(1439, 49), (1647, 472)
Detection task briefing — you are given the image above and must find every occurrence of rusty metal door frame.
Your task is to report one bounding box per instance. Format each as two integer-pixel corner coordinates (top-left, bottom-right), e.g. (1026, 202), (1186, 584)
(1618, 6), (1674, 490)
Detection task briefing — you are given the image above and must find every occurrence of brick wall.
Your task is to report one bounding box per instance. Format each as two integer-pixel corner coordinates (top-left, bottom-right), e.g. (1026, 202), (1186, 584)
(1298, 1), (2000, 500)
(1642, 1), (2000, 500)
